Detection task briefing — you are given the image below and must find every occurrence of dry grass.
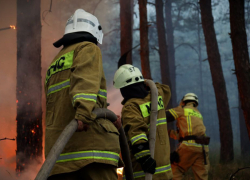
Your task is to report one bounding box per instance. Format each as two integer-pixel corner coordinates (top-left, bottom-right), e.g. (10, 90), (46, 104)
(183, 154), (250, 180)
(117, 154), (250, 180)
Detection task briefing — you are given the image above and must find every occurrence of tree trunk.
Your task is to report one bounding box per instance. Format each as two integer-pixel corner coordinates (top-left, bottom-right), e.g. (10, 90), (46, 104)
(229, 0), (250, 140)
(16, 0), (43, 174)
(165, 0), (177, 107)
(139, 0), (152, 79)
(156, 0), (175, 151)
(120, 0), (133, 64)
(239, 96), (250, 156)
(156, 0), (171, 89)
(199, 0), (234, 162)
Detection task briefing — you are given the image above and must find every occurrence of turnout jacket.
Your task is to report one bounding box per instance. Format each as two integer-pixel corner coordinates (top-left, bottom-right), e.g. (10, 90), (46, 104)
(122, 83), (173, 180)
(45, 41), (120, 176)
(167, 103), (208, 150)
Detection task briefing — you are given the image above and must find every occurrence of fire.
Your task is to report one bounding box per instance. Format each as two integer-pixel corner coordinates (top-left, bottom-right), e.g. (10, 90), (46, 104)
(10, 25), (16, 29)
(117, 167), (123, 175)
(31, 129), (35, 134)
(16, 100), (18, 103)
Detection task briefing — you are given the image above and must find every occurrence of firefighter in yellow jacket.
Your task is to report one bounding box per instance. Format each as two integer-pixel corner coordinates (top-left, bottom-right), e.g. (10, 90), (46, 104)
(45, 9), (120, 180)
(166, 93), (210, 180)
(113, 64), (173, 180)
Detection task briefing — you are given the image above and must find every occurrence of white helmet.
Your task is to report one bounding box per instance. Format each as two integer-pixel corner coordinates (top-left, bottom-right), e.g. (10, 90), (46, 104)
(182, 93), (199, 105)
(65, 9), (103, 44)
(113, 64), (144, 89)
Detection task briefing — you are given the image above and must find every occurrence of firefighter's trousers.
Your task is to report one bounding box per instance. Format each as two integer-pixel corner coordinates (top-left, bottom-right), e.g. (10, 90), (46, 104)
(171, 143), (209, 180)
(47, 163), (117, 180)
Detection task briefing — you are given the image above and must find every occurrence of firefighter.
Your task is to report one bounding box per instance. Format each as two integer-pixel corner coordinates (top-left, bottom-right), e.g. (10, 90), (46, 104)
(166, 93), (210, 180)
(45, 9), (121, 180)
(113, 64), (173, 180)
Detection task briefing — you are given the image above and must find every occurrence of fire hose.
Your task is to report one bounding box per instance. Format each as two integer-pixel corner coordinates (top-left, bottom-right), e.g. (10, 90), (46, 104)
(35, 108), (133, 180)
(144, 80), (158, 180)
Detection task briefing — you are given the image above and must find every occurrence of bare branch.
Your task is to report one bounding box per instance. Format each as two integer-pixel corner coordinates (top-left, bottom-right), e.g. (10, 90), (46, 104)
(134, 12), (138, 18)
(173, 2), (199, 30)
(104, 28), (120, 36)
(175, 43), (199, 56)
(93, 0), (102, 15)
(230, 167), (250, 180)
(0, 27), (11, 32)
(147, 2), (155, 6)
(49, 0), (53, 12)
(0, 137), (15, 141)
(151, 46), (159, 53)
(42, 0), (53, 26)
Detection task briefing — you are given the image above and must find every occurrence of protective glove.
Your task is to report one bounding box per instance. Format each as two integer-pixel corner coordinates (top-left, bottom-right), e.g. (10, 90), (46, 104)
(131, 142), (156, 174)
(137, 155), (156, 174)
(170, 151), (180, 164)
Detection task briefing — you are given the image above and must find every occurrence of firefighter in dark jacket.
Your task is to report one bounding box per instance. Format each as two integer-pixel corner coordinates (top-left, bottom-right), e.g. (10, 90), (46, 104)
(45, 9), (120, 180)
(166, 93), (210, 180)
(113, 64), (173, 180)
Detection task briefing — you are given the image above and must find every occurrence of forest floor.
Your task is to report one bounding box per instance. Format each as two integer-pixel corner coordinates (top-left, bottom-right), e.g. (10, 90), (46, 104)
(118, 153), (250, 180)
(183, 154), (250, 180)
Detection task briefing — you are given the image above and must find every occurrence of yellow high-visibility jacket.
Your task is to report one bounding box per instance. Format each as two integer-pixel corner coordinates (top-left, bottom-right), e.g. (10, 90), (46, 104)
(122, 83), (173, 180)
(45, 41), (120, 176)
(167, 102), (208, 150)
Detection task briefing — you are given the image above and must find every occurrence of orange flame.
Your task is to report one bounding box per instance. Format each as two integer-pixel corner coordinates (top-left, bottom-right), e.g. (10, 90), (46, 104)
(10, 25), (16, 29)
(117, 167), (123, 175)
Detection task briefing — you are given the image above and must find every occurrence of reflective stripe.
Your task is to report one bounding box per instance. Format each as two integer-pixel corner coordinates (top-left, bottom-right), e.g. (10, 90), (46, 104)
(187, 116), (194, 143)
(66, 18), (95, 27)
(47, 79), (70, 95)
(56, 150), (119, 163)
(156, 118), (167, 126)
(73, 93), (97, 104)
(123, 164), (172, 179)
(46, 51), (74, 84)
(148, 118), (167, 130)
(169, 109), (178, 119)
(184, 108), (203, 119)
(98, 89), (107, 99)
(134, 150), (150, 160)
(182, 141), (209, 148)
(139, 96), (164, 118)
(131, 134), (148, 145)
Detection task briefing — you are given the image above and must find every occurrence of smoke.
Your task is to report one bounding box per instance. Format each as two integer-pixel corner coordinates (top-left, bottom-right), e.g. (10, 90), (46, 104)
(107, 87), (123, 115)
(0, 157), (43, 180)
(0, 0), (121, 178)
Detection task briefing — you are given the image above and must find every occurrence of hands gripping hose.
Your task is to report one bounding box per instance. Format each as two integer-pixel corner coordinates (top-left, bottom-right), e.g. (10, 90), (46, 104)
(35, 108), (133, 180)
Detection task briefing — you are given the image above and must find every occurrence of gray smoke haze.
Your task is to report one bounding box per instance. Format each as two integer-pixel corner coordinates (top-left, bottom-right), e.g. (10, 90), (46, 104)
(0, 0), (120, 178)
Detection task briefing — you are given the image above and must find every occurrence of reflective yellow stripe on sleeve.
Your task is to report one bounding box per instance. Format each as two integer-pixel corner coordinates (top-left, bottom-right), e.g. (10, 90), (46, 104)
(56, 150), (119, 163)
(148, 118), (167, 130)
(47, 79), (70, 96)
(123, 164), (172, 179)
(98, 89), (107, 99)
(134, 150), (150, 160)
(131, 133), (148, 145)
(182, 141), (209, 148)
(73, 93), (97, 104)
(169, 109), (178, 119)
